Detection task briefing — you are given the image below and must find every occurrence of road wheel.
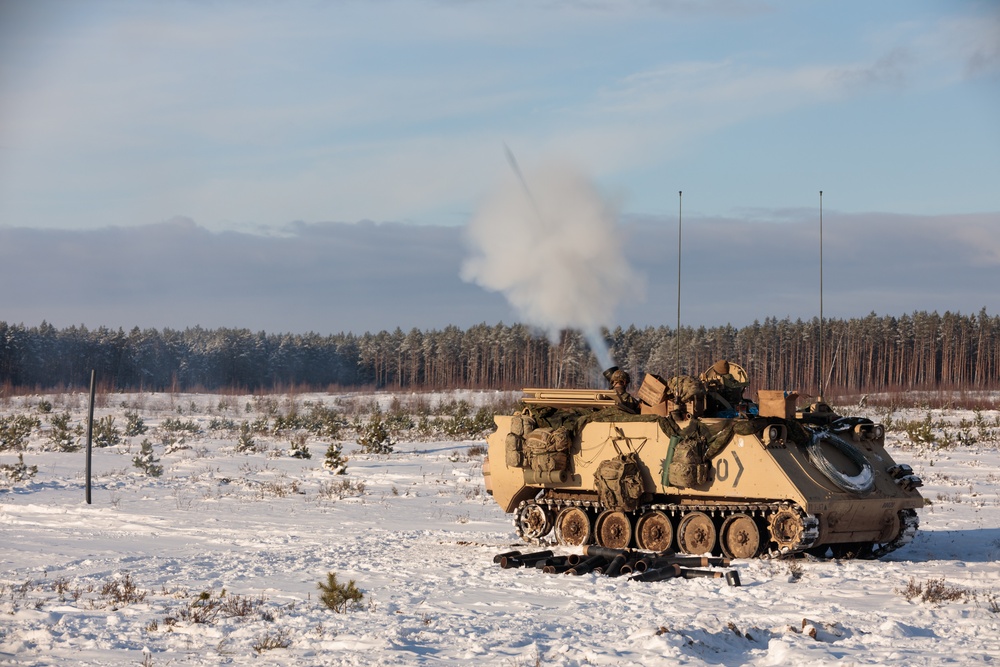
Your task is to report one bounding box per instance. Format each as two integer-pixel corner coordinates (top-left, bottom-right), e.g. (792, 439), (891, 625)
(635, 510), (674, 552)
(720, 513), (761, 559)
(677, 511), (717, 554)
(555, 507), (592, 546)
(515, 503), (553, 541)
(595, 510), (632, 549)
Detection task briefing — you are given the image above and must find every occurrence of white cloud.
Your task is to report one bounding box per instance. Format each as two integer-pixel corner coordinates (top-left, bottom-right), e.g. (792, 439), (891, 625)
(0, 1), (996, 232)
(933, 13), (1000, 80)
(0, 210), (995, 334)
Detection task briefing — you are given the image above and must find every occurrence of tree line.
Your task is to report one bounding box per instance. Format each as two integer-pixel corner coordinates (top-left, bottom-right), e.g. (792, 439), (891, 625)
(0, 309), (996, 395)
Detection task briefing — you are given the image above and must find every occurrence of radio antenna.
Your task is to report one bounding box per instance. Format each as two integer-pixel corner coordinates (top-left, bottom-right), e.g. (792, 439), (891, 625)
(676, 190), (683, 374)
(819, 190), (824, 400)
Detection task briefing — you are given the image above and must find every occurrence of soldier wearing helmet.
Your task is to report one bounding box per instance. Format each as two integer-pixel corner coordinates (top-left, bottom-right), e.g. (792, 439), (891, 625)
(604, 367), (640, 415)
(701, 359), (749, 413)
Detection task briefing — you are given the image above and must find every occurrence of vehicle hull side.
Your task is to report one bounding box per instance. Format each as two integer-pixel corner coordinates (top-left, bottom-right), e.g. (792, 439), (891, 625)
(486, 415), (923, 546)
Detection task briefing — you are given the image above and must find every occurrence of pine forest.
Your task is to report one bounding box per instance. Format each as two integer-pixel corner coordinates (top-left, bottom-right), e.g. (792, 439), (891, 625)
(1, 309), (997, 398)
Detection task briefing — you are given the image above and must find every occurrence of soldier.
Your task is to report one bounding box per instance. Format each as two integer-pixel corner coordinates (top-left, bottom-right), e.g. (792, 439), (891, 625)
(609, 369), (640, 415)
(701, 359), (748, 413)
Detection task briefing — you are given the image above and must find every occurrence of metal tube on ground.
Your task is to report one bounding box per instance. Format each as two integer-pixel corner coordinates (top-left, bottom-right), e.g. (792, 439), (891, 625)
(632, 558), (650, 573)
(499, 550), (553, 568)
(534, 555), (569, 569)
(648, 548), (678, 558)
(620, 556), (649, 575)
(598, 553), (628, 577)
(583, 545), (632, 560)
(566, 555), (605, 576)
(493, 550), (522, 564)
(543, 563), (574, 574)
(628, 565), (682, 582)
(514, 550), (553, 564)
(679, 568), (725, 579)
(649, 555), (731, 569)
(678, 567), (743, 586)
(631, 558), (655, 572)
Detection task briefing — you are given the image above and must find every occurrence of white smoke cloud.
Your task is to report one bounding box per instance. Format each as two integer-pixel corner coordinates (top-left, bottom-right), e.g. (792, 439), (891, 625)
(461, 159), (644, 372)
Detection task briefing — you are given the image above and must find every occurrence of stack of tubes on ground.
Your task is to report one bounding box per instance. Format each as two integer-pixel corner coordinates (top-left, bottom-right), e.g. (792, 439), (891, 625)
(494, 546), (742, 587)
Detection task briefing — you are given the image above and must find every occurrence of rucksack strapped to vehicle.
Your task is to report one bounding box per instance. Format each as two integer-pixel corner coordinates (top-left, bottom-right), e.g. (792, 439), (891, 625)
(595, 452), (645, 511)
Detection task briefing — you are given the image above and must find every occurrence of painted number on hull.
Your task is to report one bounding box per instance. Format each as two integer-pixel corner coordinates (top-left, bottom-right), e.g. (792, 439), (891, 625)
(713, 451), (744, 488)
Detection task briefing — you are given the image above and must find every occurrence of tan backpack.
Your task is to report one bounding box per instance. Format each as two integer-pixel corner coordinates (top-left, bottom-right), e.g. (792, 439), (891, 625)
(665, 435), (709, 487)
(594, 452), (645, 511)
(524, 427), (570, 473)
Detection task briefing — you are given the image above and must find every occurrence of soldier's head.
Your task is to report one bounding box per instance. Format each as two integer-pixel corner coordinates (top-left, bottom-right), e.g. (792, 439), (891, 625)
(611, 369), (630, 391)
(712, 359), (730, 376)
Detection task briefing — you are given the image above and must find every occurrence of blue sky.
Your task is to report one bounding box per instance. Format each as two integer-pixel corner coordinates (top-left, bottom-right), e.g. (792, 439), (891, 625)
(0, 0), (997, 334)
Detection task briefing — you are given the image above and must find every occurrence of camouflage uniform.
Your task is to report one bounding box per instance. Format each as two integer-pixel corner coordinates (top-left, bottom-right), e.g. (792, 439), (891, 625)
(702, 360), (748, 410)
(610, 369), (640, 415)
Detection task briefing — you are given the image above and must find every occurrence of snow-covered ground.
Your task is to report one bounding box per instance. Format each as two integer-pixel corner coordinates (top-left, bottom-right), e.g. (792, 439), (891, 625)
(1, 391), (999, 666)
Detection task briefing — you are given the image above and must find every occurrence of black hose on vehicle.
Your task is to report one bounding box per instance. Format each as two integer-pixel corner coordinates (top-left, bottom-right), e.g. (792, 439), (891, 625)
(806, 430), (875, 494)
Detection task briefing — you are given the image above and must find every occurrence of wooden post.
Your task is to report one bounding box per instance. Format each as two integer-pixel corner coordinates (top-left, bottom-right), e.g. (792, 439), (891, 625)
(85, 369), (95, 505)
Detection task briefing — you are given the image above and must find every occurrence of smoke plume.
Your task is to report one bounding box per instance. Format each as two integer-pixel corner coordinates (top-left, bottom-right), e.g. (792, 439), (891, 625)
(461, 158), (643, 373)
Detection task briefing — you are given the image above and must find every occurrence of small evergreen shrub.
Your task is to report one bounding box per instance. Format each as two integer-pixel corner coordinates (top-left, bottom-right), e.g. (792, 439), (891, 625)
(124, 410), (148, 437)
(357, 406), (394, 455)
(317, 572), (364, 613)
(236, 421), (257, 453)
(305, 403), (346, 439)
(208, 417), (237, 432)
(385, 409), (415, 437)
(288, 433), (311, 459)
(416, 415), (434, 440)
(132, 439), (163, 477)
(252, 396), (280, 416)
(92, 416), (122, 448)
(434, 402), (496, 439)
(48, 412), (82, 452)
(249, 416), (270, 434)
(272, 411), (307, 432)
(160, 417), (201, 435)
(161, 433), (190, 454)
(323, 442), (348, 474)
(0, 453), (38, 483)
(0, 414), (41, 451)
(904, 413), (938, 446)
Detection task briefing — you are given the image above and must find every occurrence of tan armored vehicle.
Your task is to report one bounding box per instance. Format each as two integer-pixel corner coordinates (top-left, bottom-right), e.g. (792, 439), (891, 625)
(483, 361), (923, 559)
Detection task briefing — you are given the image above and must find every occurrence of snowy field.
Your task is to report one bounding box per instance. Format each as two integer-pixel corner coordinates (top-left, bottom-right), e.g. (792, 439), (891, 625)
(1, 390), (999, 666)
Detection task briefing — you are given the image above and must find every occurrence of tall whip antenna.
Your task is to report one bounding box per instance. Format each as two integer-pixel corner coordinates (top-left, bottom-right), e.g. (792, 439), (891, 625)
(819, 190), (824, 400)
(676, 191), (683, 374)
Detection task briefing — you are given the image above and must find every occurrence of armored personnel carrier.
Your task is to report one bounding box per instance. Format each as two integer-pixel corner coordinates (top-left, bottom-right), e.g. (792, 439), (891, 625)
(483, 361), (923, 559)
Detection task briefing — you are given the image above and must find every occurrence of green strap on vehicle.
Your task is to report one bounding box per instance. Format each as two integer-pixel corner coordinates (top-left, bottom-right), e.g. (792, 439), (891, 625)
(661, 435), (680, 487)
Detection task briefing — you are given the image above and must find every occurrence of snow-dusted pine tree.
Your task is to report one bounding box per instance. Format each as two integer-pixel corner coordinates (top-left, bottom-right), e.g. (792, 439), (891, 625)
(323, 442), (348, 474)
(131, 439), (163, 477)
